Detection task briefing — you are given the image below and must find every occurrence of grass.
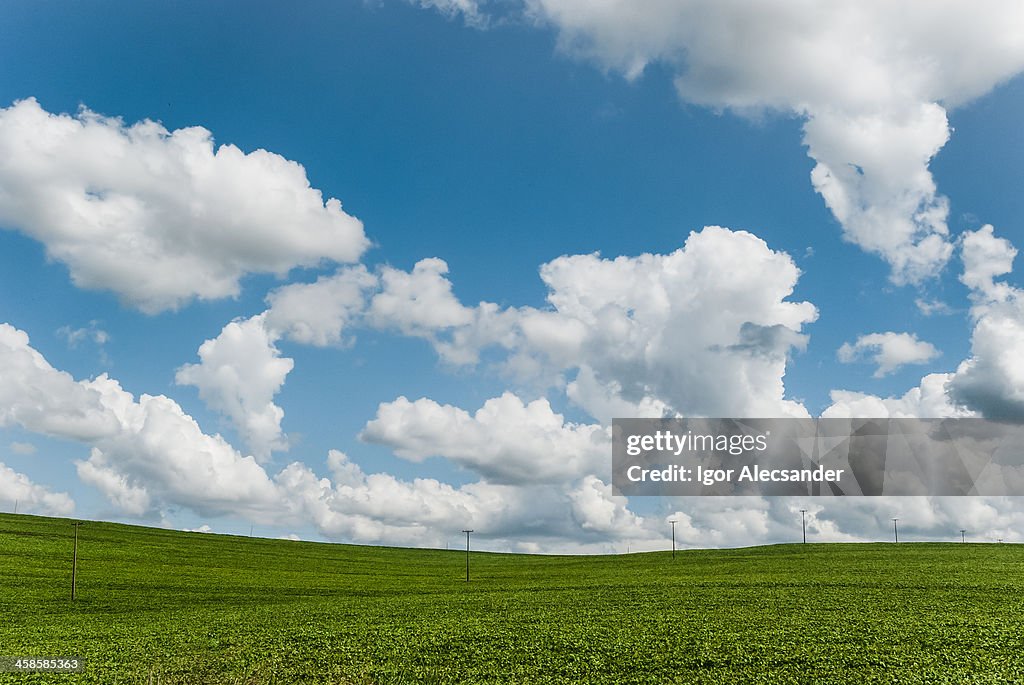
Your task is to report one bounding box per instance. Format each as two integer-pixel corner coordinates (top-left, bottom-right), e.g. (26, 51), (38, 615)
(1, 513), (1023, 683)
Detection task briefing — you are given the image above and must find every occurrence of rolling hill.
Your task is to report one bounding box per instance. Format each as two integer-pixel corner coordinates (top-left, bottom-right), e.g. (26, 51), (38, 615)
(1, 513), (1022, 683)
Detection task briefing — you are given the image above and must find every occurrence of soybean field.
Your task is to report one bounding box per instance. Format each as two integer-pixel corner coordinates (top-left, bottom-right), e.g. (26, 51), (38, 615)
(1, 514), (1022, 684)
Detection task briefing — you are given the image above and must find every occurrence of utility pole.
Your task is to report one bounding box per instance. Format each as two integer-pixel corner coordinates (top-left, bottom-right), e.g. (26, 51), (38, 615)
(462, 530), (473, 582)
(800, 509), (807, 544)
(892, 518), (899, 544)
(960, 529), (966, 543)
(669, 520), (677, 560)
(13, 499), (17, 514)
(71, 522), (84, 601)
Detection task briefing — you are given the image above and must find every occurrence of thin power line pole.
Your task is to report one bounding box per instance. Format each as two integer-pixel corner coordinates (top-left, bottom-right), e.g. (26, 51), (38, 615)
(800, 509), (807, 544)
(669, 520), (677, 560)
(462, 530), (473, 582)
(892, 518), (899, 544)
(960, 529), (966, 543)
(71, 522), (84, 601)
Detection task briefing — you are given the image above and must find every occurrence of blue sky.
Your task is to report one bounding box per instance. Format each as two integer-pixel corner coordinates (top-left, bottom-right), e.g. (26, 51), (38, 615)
(2, 1), (1024, 550)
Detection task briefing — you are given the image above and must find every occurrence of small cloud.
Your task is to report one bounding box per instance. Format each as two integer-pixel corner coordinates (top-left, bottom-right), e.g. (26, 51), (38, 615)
(57, 321), (111, 364)
(184, 524), (214, 534)
(915, 298), (953, 316)
(595, 102), (623, 122)
(838, 331), (940, 378)
(279, 533), (301, 541)
(8, 442), (36, 455)
(414, 0), (489, 27)
(58, 324), (95, 347)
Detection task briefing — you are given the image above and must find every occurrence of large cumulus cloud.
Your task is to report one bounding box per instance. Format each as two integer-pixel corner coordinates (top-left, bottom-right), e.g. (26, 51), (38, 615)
(421, 1), (1024, 283)
(354, 227), (817, 421)
(0, 99), (368, 312)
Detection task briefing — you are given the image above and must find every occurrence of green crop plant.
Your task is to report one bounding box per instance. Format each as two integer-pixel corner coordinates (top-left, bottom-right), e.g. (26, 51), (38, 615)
(1, 514), (1022, 684)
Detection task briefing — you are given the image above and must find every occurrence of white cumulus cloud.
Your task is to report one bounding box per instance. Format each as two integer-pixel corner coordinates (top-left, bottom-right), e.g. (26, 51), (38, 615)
(959, 224), (1017, 302)
(73, 377), (281, 519)
(368, 258), (475, 337)
(0, 462), (75, 516)
(175, 314), (294, 461)
(361, 392), (608, 484)
(0, 98), (368, 312)
(569, 475), (646, 536)
(516, 1), (1024, 282)
(528, 227), (816, 418)
(277, 449), (658, 550)
(823, 373), (973, 419)
(0, 322), (279, 518)
(0, 323), (121, 441)
(838, 332), (940, 378)
(358, 227), (816, 420)
(947, 226), (1024, 418)
(264, 266), (378, 347)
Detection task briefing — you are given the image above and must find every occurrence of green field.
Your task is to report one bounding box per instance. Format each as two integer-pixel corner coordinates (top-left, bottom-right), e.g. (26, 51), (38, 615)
(1, 514), (1022, 684)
